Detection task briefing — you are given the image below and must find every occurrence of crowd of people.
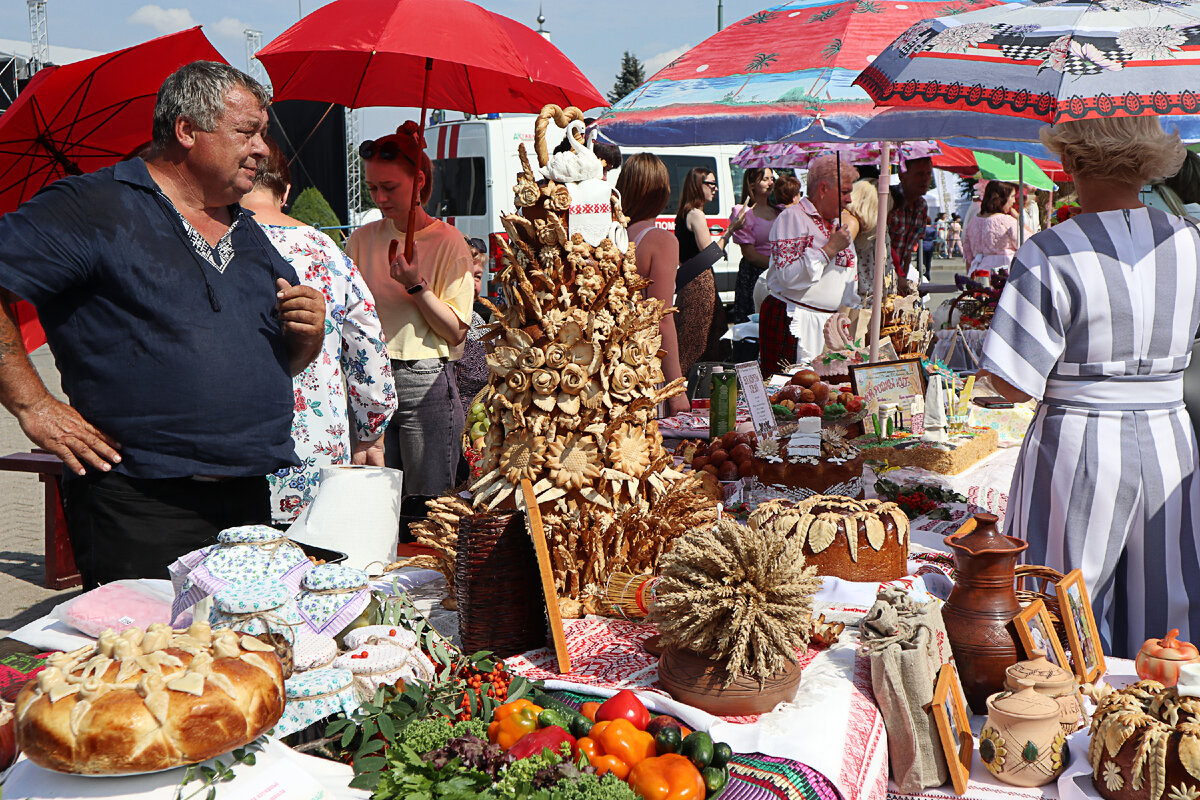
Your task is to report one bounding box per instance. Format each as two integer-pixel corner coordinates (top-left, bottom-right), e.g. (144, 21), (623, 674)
(1, 59), (1200, 659)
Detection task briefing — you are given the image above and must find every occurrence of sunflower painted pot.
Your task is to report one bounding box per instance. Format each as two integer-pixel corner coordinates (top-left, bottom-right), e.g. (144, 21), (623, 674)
(979, 679), (1068, 788)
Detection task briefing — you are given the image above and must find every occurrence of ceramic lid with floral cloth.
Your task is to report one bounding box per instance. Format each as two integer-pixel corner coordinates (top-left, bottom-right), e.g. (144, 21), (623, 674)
(272, 667), (359, 739)
(170, 525), (311, 621)
(295, 564), (371, 638)
(1005, 649), (1085, 734)
(210, 578), (305, 649)
(333, 643), (429, 702)
(291, 631), (338, 673)
(343, 625), (436, 680)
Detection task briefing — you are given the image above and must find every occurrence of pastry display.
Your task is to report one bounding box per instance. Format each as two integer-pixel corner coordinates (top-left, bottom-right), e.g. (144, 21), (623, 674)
(1089, 680), (1200, 800)
(814, 311), (869, 382)
(15, 622), (284, 774)
(879, 292), (934, 358)
(749, 496), (909, 582)
(768, 369), (865, 424)
(751, 423), (865, 501)
(853, 426), (999, 474)
(683, 430), (757, 482)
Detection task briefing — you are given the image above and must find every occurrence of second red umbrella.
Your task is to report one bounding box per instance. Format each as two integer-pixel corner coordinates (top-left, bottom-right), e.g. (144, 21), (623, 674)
(257, 0), (606, 258)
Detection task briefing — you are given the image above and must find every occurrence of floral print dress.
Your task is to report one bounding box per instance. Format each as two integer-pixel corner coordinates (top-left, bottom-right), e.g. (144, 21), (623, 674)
(259, 224), (397, 522)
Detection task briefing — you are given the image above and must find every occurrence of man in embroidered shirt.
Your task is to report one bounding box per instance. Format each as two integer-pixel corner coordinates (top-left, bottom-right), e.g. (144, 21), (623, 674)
(760, 155), (858, 374)
(887, 156), (934, 294)
(0, 61), (325, 587)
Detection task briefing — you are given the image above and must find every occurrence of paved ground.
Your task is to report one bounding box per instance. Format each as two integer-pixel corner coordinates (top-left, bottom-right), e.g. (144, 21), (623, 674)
(0, 258), (966, 638)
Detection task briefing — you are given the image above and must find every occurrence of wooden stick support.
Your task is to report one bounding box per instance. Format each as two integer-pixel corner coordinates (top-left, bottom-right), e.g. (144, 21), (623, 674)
(519, 479), (571, 674)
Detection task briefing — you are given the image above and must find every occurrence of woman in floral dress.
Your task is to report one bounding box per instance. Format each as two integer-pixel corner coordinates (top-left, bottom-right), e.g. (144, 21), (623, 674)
(244, 140), (397, 522)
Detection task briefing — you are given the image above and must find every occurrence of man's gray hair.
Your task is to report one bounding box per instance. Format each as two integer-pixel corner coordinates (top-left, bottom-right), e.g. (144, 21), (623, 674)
(153, 61), (270, 149)
(806, 154), (857, 195)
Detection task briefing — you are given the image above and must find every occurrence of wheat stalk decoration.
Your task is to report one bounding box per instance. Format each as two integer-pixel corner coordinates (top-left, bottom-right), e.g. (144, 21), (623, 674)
(650, 518), (822, 687)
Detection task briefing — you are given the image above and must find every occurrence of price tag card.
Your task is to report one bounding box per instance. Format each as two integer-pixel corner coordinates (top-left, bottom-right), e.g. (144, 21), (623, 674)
(735, 361), (777, 436)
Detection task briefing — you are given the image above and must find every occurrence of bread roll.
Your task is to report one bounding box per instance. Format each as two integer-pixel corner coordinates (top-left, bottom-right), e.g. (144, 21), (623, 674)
(15, 622), (284, 774)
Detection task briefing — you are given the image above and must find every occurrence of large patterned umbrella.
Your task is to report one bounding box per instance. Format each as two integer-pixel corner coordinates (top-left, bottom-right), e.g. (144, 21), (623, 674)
(855, 0), (1200, 124)
(595, 0), (1004, 146)
(731, 139), (940, 168)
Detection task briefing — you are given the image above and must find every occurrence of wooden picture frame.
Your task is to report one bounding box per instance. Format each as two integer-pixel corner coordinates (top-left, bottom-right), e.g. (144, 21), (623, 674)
(932, 662), (973, 796)
(1055, 568), (1106, 683)
(1014, 598), (1070, 669)
(519, 479), (571, 674)
(849, 357), (928, 412)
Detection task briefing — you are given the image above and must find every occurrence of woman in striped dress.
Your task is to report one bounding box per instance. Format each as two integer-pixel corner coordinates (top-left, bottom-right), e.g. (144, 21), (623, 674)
(979, 116), (1200, 659)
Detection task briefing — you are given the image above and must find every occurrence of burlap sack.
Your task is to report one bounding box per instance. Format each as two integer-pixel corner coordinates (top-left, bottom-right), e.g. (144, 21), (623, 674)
(860, 587), (954, 793)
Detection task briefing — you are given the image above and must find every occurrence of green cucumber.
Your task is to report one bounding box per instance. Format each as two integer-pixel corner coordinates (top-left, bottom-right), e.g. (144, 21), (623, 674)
(681, 730), (714, 769)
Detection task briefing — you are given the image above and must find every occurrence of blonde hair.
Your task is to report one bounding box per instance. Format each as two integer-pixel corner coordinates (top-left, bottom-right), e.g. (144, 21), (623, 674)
(846, 179), (888, 236)
(1040, 116), (1184, 185)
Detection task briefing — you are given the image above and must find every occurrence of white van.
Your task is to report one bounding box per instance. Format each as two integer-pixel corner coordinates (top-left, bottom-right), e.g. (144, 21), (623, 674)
(422, 114), (748, 302)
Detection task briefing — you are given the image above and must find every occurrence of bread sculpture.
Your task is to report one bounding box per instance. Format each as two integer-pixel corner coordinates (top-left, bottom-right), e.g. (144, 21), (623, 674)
(15, 622), (284, 774)
(409, 105), (719, 616)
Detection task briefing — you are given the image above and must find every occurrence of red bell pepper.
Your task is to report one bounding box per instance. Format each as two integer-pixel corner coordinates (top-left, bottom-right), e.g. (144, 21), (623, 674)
(596, 689), (651, 731)
(508, 725), (578, 761)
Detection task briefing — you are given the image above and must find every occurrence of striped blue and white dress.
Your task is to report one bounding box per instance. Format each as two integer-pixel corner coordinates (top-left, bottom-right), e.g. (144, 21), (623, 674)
(981, 207), (1200, 660)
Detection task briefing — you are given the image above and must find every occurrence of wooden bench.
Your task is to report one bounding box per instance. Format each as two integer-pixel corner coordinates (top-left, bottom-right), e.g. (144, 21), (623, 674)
(0, 450), (79, 590)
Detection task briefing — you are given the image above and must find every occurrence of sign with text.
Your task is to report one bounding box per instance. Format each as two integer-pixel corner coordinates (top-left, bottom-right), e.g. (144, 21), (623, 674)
(849, 358), (927, 413)
(735, 361), (776, 436)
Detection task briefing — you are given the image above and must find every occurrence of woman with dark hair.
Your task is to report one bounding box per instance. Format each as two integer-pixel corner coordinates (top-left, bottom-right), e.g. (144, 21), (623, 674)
(673, 167), (744, 377)
(347, 122), (474, 497)
(730, 168), (777, 322)
(616, 153), (689, 415)
(962, 180), (1019, 274)
(242, 137), (396, 521)
(979, 115), (1200, 657)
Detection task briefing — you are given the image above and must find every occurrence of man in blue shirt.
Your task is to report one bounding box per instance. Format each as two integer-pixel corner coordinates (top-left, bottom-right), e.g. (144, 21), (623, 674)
(0, 61), (325, 587)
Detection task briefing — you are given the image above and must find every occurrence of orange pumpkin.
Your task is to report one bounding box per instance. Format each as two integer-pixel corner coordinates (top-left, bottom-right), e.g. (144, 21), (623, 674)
(1135, 629), (1200, 686)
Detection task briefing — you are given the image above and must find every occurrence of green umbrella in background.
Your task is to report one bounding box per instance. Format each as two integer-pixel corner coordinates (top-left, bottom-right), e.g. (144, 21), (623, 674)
(973, 151), (1055, 190)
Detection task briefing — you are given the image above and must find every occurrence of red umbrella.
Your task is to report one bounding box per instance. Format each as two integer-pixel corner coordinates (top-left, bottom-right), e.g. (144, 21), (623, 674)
(0, 27), (225, 351)
(257, 0), (606, 258)
(932, 143), (1068, 182)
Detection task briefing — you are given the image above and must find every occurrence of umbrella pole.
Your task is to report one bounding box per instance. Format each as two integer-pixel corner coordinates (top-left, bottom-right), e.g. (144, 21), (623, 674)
(869, 141), (891, 363)
(405, 57), (434, 262)
(1018, 154), (1025, 247)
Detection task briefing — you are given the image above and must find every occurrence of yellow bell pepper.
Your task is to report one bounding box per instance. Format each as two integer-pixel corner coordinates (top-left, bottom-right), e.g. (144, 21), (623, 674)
(628, 753), (707, 800)
(487, 698), (543, 749)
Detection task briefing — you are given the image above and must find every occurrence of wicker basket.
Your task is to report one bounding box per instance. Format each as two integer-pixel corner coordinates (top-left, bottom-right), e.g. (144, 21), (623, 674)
(1015, 564), (1068, 646)
(455, 510), (547, 657)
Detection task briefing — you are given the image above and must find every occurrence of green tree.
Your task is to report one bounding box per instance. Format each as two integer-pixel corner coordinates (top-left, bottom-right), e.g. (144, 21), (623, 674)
(290, 186), (344, 245)
(608, 51), (646, 105)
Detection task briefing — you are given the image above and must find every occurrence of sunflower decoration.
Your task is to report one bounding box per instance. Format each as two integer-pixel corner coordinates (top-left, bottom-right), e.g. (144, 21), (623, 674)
(979, 727), (1007, 776)
(414, 104), (711, 616)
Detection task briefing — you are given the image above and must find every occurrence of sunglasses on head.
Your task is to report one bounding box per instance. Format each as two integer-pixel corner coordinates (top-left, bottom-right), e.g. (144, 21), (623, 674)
(358, 139), (416, 165)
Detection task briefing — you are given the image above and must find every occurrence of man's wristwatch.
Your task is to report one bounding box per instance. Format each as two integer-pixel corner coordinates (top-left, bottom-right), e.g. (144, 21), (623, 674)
(406, 279), (426, 295)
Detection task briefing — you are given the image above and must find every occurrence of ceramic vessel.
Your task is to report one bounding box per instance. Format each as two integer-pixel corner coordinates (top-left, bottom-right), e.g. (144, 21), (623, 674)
(1135, 628), (1200, 687)
(1004, 649), (1085, 734)
(942, 512), (1027, 713)
(979, 679), (1068, 788)
(657, 647), (801, 716)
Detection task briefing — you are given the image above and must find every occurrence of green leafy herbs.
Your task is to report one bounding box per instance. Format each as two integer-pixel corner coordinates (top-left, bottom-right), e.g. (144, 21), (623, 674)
(368, 736), (636, 800)
(174, 738), (265, 800)
(874, 475), (967, 520)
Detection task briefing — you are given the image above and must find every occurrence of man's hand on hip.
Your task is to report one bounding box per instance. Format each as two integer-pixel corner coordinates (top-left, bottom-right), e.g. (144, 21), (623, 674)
(351, 437), (385, 466)
(19, 394), (121, 476)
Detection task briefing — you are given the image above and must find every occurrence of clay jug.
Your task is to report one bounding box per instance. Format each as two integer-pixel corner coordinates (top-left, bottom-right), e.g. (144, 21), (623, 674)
(943, 512), (1027, 713)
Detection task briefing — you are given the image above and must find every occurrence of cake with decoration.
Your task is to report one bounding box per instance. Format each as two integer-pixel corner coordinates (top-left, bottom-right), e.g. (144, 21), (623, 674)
(814, 311), (869, 383)
(750, 422), (865, 500)
(750, 496), (910, 582)
(853, 426), (998, 475)
(1089, 680), (1200, 800)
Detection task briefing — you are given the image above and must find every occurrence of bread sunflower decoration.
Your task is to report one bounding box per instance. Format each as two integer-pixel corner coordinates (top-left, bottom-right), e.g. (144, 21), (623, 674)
(650, 518), (822, 686)
(408, 104), (717, 618)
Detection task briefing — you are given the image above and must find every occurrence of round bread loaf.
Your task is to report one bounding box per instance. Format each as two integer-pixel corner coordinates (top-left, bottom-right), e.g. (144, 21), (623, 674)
(1090, 680), (1200, 800)
(15, 622), (284, 774)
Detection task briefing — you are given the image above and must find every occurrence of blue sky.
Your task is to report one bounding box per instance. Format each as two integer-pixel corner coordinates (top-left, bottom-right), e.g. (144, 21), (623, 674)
(1, 1), (775, 135)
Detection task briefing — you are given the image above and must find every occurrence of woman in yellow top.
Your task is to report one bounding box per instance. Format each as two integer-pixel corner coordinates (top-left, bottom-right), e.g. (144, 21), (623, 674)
(347, 122), (474, 497)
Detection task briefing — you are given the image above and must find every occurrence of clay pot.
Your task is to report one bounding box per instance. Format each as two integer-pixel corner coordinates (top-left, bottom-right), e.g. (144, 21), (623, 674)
(942, 512), (1027, 713)
(1135, 629), (1200, 687)
(657, 647), (801, 717)
(1004, 649), (1086, 734)
(979, 679), (1068, 788)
